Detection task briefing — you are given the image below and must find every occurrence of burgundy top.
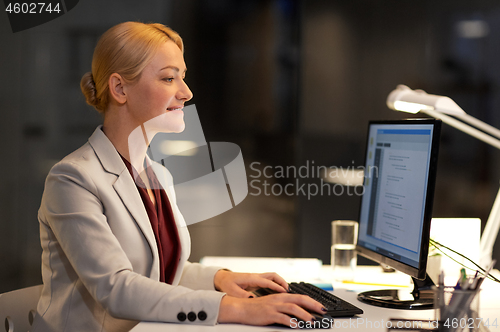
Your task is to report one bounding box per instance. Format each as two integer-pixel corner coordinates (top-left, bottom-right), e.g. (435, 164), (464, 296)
(121, 156), (181, 284)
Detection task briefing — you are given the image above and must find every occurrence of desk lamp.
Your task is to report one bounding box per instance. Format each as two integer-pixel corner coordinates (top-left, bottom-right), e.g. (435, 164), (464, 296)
(387, 84), (500, 267)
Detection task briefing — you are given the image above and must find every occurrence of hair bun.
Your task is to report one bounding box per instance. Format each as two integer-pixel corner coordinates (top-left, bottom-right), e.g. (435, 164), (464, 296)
(80, 72), (101, 111)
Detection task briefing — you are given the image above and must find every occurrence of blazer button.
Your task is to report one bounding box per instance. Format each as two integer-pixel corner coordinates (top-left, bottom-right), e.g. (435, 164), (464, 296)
(187, 311), (197, 322)
(177, 312), (186, 322)
(198, 311), (207, 321)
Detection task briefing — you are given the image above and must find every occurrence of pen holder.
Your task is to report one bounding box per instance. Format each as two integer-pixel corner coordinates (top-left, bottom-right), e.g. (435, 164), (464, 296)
(434, 286), (481, 332)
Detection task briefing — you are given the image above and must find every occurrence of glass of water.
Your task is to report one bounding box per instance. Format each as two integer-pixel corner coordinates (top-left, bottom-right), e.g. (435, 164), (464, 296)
(331, 220), (358, 281)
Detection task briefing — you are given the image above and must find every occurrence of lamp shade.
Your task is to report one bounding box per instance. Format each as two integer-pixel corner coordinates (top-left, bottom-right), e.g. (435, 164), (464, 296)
(387, 85), (465, 116)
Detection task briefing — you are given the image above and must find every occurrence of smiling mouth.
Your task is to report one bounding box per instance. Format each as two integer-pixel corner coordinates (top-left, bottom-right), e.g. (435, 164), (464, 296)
(167, 106), (183, 111)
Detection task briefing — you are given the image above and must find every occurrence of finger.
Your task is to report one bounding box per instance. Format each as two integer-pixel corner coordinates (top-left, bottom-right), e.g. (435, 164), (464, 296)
(227, 284), (256, 298)
(275, 312), (301, 328)
(284, 294), (325, 314)
(259, 272), (289, 291)
(249, 277), (287, 294)
(265, 281), (288, 293)
(278, 303), (316, 325)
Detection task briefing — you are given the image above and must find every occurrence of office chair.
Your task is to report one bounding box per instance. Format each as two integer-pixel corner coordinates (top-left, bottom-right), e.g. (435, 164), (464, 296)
(0, 285), (42, 332)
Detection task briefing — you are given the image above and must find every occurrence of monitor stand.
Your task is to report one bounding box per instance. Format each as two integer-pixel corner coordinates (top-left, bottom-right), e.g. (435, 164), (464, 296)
(357, 273), (435, 309)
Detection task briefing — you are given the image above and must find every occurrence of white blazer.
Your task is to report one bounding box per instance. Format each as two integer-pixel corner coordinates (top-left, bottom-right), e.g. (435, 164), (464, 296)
(32, 126), (225, 332)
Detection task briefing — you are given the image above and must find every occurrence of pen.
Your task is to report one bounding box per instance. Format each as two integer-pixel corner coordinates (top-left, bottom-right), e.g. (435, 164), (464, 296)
(460, 268), (467, 285)
(437, 271), (445, 313)
(470, 270), (481, 290)
(473, 259), (497, 290)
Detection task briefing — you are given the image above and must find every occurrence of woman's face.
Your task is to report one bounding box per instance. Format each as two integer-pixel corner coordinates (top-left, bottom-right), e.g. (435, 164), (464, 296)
(124, 40), (193, 133)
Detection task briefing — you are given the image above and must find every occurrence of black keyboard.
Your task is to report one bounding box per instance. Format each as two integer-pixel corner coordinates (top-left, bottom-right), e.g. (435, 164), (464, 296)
(288, 282), (363, 317)
(253, 282), (363, 318)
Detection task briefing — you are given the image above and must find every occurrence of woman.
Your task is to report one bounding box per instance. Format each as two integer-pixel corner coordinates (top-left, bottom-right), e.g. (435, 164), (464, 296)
(33, 21), (324, 331)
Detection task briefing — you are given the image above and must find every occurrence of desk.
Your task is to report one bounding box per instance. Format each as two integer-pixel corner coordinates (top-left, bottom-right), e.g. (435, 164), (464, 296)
(131, 265), (500, 331)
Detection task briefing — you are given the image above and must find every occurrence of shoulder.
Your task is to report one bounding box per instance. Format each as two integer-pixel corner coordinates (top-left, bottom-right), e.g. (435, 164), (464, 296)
(60, 141), (97, 167)
(49, 141), (100, 177)
(39, 142), (106, 220)
(47, 126), (124, 184)
(43, 143), (100, 196)
(44, 128), (122, 197)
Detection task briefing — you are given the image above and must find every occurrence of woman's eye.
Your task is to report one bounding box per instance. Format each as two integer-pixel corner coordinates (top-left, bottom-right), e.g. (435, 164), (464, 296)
(163, 77), (174, 82)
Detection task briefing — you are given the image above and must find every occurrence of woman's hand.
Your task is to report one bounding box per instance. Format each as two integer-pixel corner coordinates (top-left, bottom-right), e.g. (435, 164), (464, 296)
(218, 293), (326, 327)
(214, 270), (289, 298)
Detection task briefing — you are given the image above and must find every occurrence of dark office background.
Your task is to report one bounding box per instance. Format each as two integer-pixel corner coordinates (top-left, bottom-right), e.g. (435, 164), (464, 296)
(2, 0), (500, 293)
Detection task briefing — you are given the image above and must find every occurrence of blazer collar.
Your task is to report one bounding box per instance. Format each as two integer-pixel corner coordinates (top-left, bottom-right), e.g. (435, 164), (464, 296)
(88, 126), (125, 176)
(88, 126), (161, 279)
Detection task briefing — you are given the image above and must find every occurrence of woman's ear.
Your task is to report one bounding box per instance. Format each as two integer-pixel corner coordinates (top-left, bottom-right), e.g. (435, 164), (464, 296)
(108, 73), (127, 104)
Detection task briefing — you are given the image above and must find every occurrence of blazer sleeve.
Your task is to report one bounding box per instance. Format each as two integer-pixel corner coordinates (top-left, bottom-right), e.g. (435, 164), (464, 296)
(39, 160), (225, 325)
(179, 262), (228, 290)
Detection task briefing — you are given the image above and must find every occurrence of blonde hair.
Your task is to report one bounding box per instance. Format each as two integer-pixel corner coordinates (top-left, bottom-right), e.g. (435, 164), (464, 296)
(80, 22), (183, 113)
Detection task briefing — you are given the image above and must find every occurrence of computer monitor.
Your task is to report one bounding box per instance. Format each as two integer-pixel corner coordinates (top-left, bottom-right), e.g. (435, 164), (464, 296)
(356, 119), (441, 309)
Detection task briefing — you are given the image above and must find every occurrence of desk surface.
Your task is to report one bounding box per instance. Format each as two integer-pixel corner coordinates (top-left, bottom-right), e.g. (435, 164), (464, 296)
(131, 265), (500, 331)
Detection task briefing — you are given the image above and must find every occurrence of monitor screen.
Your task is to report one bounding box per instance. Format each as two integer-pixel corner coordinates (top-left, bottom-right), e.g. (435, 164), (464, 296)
(356, 119), (441, 281)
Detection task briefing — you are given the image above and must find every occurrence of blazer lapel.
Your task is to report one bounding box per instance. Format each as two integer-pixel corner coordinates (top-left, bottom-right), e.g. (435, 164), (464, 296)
(112, 172), (161, 280)
(88, 126), (160, 280)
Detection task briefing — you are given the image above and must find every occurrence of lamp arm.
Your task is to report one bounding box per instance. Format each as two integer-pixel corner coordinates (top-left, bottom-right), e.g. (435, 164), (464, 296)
(454, 112), (500, 140)
(480, 184), (500, 267)
(420, 109), (500, 150)
(421, 108), (500, 267)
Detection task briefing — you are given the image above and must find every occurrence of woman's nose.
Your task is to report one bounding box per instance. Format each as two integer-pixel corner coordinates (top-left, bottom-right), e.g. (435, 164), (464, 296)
(177, 80), (193, 102)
